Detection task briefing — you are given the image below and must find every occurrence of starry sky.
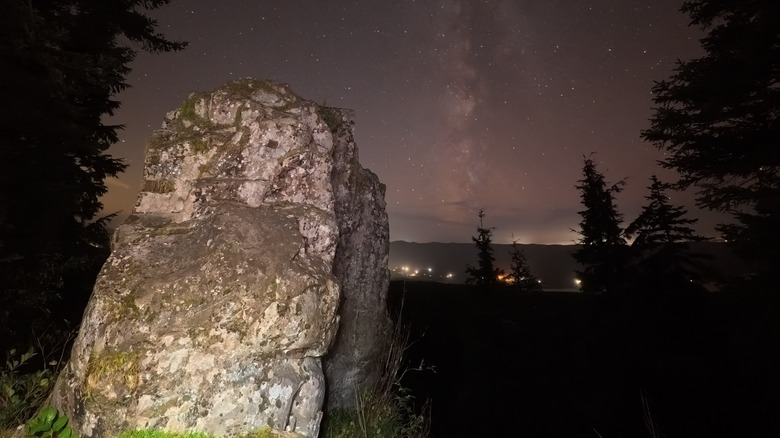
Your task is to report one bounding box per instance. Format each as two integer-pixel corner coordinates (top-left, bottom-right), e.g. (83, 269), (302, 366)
(105, 0), (726, 244)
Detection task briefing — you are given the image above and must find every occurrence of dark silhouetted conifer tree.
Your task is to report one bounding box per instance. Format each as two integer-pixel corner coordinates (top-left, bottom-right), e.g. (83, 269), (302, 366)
(626, 175), (703, 247)
(641, 0), (780, 280)
(625, 175), (707, 290)
(466, 209), (502, 290)
(0, 0), (186, 350)
(573, 156), (627, 293)
(508, 239), (541, 292)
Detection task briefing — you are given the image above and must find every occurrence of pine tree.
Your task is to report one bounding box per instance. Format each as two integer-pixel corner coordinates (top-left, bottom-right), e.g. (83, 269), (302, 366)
(0, 0), (186, 350)
(508, 239), (541, 292)
(641, 0), (780, 279)
(573, 156), (627, 293)
(466, 209), (502, 290)
(626, 175), (704, 247)
(625, 175), (707, 289)
(1, 0), (186, 260)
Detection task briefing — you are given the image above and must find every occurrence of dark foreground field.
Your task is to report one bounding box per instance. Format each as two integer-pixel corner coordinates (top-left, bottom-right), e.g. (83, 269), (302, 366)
(388, 281), (780, 437)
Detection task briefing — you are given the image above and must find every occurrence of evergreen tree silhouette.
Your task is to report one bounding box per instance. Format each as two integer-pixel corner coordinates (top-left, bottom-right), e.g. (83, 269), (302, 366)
(508, 239), (541, 292)
(625, 175), (707, 290)
(573, 156), (627, 293)
(0, 0), (186, 350)
(626, 175), (704, 247)
(466, 209), (502, 290)
(641, 0), (780, 280)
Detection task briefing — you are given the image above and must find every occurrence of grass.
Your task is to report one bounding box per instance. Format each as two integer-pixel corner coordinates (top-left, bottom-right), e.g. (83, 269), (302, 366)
(0, 349), (54, 429)
(0, 328), (73, 433)
(320, 295), (431, 438)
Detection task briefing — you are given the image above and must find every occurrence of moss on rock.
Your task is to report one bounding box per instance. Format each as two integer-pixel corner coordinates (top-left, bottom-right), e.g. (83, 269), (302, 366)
(143, 179), (176, 194)
(85, 350), (140, 400)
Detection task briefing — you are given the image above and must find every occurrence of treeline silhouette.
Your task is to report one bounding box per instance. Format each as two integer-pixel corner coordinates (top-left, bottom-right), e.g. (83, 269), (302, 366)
(464, 160), (709, 297)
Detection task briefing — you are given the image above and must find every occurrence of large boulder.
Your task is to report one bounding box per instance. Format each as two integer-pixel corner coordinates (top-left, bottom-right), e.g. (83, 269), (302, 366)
(325, 111), (391, 409)
(50, 79), (389, 438)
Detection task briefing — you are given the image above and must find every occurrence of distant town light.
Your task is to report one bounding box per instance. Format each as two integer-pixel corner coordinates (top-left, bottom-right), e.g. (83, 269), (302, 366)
(574, 278), (582, 286)
(497, 273), (513, 284)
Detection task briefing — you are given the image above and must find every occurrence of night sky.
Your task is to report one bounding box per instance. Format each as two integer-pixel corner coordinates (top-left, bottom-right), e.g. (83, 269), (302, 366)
(105, 0), (726, 244)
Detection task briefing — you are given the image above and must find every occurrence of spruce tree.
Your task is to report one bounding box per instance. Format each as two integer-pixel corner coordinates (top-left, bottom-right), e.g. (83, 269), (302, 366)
(641, 0), (780, 279)
(626, 175), (704, 247)
(625, 175), (707, 289)
(466, 209), (502, 290)
(573, 156), (627, 293)
(1, 0), (186, 260)
(508, 239), (541, 292)
(0, 0), (186, 350)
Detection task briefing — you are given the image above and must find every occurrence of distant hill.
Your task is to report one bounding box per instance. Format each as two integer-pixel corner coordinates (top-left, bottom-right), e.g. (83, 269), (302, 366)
(389, 241), (746, 291)
(389, 241), (581, 290)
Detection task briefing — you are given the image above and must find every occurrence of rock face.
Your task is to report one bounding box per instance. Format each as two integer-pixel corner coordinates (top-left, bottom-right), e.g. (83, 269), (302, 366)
(325, 112), (391, 409)
(50, 79), (389, 438)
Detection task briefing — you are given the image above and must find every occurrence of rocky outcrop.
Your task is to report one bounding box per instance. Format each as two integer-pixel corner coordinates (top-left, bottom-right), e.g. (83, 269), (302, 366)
(50, 79), (389, 438)
(324, 112), (391, 409)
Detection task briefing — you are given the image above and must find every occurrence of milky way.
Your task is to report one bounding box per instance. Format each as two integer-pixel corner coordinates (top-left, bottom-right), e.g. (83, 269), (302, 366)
(106, 0), (727, 243)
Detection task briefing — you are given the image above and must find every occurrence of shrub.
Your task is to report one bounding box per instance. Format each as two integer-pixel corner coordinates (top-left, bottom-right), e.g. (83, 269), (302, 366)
(26, 406), (77, 438)
(320, 298), (432, 438)
(0, 350), (56, 428)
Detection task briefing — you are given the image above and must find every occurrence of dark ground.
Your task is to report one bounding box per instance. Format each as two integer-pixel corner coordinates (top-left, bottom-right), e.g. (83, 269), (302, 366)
(388, 280), (780, 437)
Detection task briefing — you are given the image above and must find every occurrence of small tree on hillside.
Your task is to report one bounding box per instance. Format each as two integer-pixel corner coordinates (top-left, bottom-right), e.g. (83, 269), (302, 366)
(573, 156), (628, 293)
(508, 239), (541, 292)
(466, 209), (502, 290)
(625, 175), (707, 289)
